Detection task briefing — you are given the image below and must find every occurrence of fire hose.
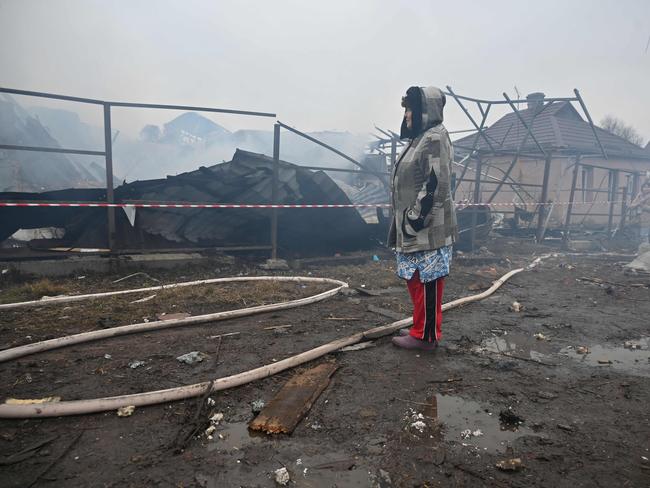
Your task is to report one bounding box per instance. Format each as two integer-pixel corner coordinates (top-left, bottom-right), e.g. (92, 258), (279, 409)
(0, 269), (524, 418)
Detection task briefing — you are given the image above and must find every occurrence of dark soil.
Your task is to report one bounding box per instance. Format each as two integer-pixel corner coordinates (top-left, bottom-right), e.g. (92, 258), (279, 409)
(0, 237), (649, 487)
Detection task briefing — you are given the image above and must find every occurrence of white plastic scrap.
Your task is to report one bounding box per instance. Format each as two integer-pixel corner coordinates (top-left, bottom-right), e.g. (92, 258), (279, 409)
(411, 421), (426, 433)
(274, 467), (290, 486)
(461, 429), (483, 439)
(128, 360), (145, 369)
(176, 351), (206, 365)
(534, 333), (548, 341)
(117, 405), (135, 417)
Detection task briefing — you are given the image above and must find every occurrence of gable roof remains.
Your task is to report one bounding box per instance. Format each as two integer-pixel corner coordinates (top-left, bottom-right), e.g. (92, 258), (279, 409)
(453, 101), (649, 160)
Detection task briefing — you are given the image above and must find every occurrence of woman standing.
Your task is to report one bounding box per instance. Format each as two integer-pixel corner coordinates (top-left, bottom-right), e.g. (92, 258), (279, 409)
(389, 86), (458, 351)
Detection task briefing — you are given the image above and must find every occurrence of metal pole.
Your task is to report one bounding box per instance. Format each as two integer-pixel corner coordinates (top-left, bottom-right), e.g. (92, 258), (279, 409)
(573, 89), (607, 159)
(607, 169), (618, 238)
(536, 155), (552, 243)
(502, 92), (547, 157)
(446, 86), (496, 153)
(271, 123), (280, 260)
(470, 156), (482, 252)
(562, 157), (581, 247)
(103, 103), (116, 251)
(620, 178), (628, 232)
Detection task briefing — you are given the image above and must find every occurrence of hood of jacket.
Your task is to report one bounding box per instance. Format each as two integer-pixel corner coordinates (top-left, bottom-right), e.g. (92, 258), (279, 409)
(400, 86), (446, 139)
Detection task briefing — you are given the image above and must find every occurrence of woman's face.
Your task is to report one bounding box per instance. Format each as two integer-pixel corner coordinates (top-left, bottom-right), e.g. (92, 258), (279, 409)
(405, 108), (413, 130)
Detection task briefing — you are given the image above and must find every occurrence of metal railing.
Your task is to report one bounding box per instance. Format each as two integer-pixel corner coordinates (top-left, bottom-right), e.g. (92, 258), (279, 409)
(1, 87), (389, 258)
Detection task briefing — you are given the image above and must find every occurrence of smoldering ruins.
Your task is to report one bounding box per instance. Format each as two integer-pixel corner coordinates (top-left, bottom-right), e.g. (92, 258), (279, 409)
(1, 83), (649, 488)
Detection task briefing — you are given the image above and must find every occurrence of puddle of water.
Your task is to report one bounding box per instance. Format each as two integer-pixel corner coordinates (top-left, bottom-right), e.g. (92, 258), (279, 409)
(206, 422), (264, 452)
(481, 331), (553, 361)
(425, 394), (534, 453)
(561, 338), (649, 378)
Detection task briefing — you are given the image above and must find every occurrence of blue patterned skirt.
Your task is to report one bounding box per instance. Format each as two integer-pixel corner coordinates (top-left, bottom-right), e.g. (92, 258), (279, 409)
(396, 246), (452, 283)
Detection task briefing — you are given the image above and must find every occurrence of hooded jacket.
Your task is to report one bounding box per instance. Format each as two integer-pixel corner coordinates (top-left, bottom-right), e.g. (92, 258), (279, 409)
(388, 86), (458, 252)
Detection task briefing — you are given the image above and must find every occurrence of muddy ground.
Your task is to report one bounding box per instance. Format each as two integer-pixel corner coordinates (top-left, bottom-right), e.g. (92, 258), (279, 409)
(0, 236), (649, 487)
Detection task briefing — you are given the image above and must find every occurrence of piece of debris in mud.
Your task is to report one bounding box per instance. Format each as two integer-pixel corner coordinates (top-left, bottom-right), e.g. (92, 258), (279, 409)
(130, 294), (156, 304)
(496, 457), (523, 471)
(534, 333), (549, 341)
(274, 466), (290, 486)
(176, 351), (207, 365)
(204, 412), (224, 440)
(250, 362), (337, 434)
(576, 346), (590, 355)
(460, 429), (484, 439)
(509, 301), (523, 312)
(499, 408), (524, 428)
(251, 399), (265, 414)
(128, 360), (146, 369)
(117, 405), (135, 417)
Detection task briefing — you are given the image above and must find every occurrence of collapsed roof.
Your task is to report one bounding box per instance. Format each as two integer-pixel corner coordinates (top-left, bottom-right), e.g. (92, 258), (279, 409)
(0, 149), (380, 254)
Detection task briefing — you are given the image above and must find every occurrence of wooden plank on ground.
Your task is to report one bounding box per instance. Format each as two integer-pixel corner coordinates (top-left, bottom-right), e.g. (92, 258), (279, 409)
(249, 362), (337, 434)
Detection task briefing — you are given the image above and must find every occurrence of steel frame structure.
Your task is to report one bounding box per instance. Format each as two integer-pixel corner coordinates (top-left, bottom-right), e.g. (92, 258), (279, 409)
(0, 87), (388, 258)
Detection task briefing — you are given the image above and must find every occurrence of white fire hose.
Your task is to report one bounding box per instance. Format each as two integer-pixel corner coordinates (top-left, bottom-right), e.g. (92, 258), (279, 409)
(0, 269), (524, 418)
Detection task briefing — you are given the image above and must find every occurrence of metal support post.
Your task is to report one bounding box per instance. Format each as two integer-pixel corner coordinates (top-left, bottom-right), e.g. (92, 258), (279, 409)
(607, 170), (618, 238)
(562, 157), (581, 247)
(536, 155), (552, 243)
(620, 178), (629, 232)
(470, 157), (482, 252)
(103, 103), (116, 251)
(271, 123), (280, 260)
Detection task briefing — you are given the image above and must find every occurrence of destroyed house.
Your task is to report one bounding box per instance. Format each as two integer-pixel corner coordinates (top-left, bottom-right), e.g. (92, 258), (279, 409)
(453, 93), (650, 229)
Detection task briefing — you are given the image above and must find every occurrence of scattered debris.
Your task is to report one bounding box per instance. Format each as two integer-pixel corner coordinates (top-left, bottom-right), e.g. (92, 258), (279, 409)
(263, 325), (293, 331)
(128, 360), (145, 369)
(624, 340), (644, 350)
(557, 423), (574, 432)
(576, 346), (590, 355)
(325, 316), (360, 321)
(117, 405), (135, 417)
(597, 359), (613, 365)
(509, 301), (523, 312)
(5, 396), (61, 405)
(251, 399), (266, 414)
(534, 333), (549, 341)
(176, 351), (207, 365)
(130, 294), (156, 304)
(496, 458), (523, 471)
(113, 272), (160, 284)
(411, 420), (426, 433)
(103, 354), (112, 360)
(460, 429), (484, 439)
(250, 362), (337, 434)
(207, 332), (241, 340)
(206, 397), (216, 407)
(274, 467), (290, 486)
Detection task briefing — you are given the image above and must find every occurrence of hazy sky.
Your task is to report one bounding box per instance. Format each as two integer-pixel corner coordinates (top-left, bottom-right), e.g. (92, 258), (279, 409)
(1, 0), (649, 143)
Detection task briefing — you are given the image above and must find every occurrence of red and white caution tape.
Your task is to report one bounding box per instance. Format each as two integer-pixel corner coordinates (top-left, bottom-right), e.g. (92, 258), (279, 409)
(0, 200), (625, 209)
